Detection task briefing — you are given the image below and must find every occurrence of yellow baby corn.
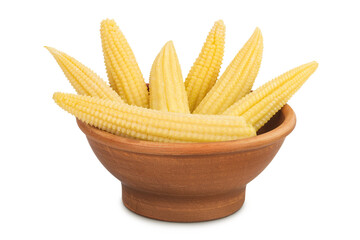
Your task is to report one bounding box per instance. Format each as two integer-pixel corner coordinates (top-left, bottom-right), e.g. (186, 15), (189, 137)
(45, 47), (123, 103)
(149, 41), (190, 113)
(185, 20), (225, 112)
(101, 19), (149, 107)
(193, 28), (263, 115)
(53, 93), (256, 142)
(223, 61), (318, 130)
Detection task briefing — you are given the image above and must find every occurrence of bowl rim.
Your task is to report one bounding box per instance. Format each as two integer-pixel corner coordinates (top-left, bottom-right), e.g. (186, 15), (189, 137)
(77, 104), (296, 155)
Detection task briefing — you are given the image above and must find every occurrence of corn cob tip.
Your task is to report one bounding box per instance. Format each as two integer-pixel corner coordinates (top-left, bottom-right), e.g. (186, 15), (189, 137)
(215, 19), (224, 25)
(210, 20), (225, 35)
(298, 61), (319, 73)
(44, 46), (56, 53)
(53, 92), (60, 99)
(53, 92), (77, 109)
(44, 46), (53, 54)
(100, 19), (118, 33)
(307, 61), (318, 74)
(253, 27), (262, 38)
(53, 92), (74, 112)
(162, 41), (176, 54)
(247, 27), (262, 42)
(165, 40), (174, 47)
(53, 92), (64, 105)
(44, 46), (62, 58)
(311, 61), (319, 68)
(212, 20), (225, 34)
(100, 18), (116, 25)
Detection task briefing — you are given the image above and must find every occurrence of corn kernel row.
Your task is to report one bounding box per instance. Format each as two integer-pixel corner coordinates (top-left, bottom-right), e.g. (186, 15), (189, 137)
(53, 93), (256, 142)
(185, 20), (225, 112)
(193, 28), (263, 115)
(149, 41), (190, 113)
(101, 19), (149, 107)
(46, 47), (123, 103)
(223, 61), (318, 130)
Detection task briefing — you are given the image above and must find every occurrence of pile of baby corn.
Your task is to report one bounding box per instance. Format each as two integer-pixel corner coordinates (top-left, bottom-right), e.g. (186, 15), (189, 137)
(48, 19), (318, 143)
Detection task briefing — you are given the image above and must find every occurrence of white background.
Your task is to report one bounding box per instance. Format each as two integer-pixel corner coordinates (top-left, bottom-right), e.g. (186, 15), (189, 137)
(1, 0), (359, 239)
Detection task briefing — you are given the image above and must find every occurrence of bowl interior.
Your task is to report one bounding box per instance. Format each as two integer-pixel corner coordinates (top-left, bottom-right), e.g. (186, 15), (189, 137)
(257, 108), (284, 135)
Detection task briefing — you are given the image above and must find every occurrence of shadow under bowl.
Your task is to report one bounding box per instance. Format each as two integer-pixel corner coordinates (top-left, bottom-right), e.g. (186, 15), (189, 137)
(77, 104), (296, 222)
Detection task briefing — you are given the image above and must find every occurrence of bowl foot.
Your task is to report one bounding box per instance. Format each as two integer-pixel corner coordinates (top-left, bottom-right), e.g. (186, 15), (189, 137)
(122, 185), (246, 222)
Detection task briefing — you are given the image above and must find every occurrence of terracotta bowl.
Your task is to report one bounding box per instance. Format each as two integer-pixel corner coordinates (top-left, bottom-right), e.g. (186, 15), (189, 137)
(77, 104), (296, 222)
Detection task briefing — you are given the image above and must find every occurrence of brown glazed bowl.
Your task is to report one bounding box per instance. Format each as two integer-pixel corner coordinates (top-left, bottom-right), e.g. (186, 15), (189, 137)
(77, 104), (296, 222)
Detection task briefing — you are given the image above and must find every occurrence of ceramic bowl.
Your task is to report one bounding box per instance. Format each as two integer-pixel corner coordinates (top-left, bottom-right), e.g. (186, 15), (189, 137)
(77, 104), (296, 222)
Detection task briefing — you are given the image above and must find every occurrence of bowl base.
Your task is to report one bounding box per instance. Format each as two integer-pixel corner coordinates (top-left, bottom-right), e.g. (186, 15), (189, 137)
(122, 184), (246, 222)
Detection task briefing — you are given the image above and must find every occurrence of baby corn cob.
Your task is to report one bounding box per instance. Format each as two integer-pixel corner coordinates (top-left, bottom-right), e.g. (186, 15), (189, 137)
(45, 47), (123, 103)
(185, 20), (225, 112)
(53, 93), (256, 142)
(193, 28), (263, 115)
(223, 61), (318, 130)
(149, 41), (190, 113)
(101, 19), (149, 107)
